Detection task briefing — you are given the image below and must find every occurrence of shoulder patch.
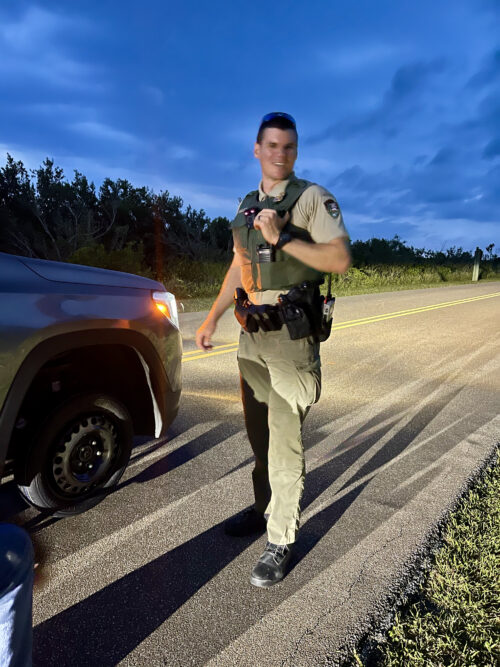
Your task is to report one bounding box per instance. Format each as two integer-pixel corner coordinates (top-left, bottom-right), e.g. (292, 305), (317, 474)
(324, 198), (340, 218)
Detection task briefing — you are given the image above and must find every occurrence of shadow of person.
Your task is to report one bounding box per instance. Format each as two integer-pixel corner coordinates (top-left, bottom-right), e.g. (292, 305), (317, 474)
(32, 518), (260, 666)
(120, 422), (241, 490)
(32, 477), (368, 667)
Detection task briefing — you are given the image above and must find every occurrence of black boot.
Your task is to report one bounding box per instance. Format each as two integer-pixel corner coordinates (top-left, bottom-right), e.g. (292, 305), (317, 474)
(250, 542), (293, 587)
(224, 508), (267, 537)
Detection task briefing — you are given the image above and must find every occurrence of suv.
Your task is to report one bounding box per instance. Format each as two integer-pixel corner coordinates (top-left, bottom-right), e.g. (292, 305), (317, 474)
(0, 251), (182, 516)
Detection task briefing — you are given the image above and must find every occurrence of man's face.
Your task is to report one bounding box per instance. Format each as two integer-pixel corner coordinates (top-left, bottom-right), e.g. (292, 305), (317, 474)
(254, 127), (298, 184)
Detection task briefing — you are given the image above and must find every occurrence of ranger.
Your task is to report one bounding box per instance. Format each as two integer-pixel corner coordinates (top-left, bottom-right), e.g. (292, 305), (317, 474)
(196, 112), (351, 586)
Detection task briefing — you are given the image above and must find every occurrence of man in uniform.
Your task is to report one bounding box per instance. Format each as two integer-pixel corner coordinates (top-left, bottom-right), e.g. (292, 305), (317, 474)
(196, 112), (350, 587)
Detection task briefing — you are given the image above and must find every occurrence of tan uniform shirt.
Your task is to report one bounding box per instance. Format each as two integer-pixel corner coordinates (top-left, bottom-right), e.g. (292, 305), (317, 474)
(235, 172), (349, 305)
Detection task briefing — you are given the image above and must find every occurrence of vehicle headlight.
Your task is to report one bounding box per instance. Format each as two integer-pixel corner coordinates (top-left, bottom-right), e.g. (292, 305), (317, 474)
(152, 291), (180, 330)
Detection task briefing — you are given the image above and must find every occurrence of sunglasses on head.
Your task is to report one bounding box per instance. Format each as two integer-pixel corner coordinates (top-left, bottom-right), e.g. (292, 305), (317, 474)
(260, 112), (296, 127)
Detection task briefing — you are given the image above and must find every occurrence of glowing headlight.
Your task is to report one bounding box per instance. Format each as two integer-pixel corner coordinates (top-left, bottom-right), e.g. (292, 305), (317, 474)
(152, 291), (180, 329)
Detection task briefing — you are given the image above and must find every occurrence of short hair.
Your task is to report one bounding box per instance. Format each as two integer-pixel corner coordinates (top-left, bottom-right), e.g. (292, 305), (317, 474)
(256, 112), (298, 144)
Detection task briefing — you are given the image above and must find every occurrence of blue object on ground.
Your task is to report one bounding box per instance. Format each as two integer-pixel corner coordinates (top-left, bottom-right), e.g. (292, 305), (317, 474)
(0, 524), (33, 667)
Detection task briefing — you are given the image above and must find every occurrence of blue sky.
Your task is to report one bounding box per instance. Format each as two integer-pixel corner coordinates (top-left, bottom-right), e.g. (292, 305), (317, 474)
(1, 0), (499, 251)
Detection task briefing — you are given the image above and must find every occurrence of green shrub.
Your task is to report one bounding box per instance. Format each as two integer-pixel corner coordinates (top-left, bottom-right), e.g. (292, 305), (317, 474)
(158, 257), (231, 298)
(64, 250), (500, 306)
(68, 242), (153, 279)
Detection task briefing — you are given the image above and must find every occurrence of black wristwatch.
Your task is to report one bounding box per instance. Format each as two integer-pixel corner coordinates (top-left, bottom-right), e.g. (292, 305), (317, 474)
(275, 231), (293, 250)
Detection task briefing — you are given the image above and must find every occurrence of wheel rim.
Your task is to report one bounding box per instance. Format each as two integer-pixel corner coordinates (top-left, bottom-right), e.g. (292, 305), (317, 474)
(50, 414), (119, 497)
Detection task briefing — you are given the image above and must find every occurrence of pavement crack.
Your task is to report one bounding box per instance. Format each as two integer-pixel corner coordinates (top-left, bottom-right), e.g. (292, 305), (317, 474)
(280, 523), (406, 667)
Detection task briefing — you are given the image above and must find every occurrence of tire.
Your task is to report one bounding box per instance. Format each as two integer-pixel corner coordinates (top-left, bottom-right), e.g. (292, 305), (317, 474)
(15, 393), (133, 517)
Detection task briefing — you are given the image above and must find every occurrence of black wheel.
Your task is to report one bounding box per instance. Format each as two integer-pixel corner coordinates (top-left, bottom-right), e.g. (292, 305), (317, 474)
(15, 393), (133, 517)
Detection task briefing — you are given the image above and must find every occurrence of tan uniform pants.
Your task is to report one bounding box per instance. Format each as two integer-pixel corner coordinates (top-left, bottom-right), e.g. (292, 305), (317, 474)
(237, 327), (321, 545)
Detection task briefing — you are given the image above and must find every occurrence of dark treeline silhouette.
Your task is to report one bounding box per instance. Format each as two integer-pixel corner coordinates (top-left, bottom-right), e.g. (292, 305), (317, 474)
(351, 236), (498, 267)
(0, 154), (232, 281)
(0, 154), (498, 284)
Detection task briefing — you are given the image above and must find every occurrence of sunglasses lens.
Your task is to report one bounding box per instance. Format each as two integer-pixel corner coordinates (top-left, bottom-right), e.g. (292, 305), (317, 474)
(261, 112), (296, 126)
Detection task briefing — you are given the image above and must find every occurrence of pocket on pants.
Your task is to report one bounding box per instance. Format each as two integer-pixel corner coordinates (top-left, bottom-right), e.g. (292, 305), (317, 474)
(278, 336), (319, 367)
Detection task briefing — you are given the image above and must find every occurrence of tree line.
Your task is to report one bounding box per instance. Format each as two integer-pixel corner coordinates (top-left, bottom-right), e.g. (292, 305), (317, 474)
(0, 154), (233, 279)
(0, 154), (497, 280)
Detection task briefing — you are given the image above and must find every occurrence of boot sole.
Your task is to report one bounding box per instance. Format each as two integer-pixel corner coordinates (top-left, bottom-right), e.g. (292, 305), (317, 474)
(250, 574), (283, 588)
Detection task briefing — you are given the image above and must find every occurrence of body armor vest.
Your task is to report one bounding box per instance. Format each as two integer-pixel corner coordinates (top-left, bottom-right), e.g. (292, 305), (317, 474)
(232, 178), (324, 293)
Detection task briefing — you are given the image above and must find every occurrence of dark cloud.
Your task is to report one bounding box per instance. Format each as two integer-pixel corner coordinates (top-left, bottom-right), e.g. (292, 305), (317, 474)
(449, 91), (500, 163)
(477, 0), (500, 17)
(429, 147), (456, 165)
(313, 47), (500, 242)
(329, 137), (500, 233)
(483, 137), (500, 159)
(466, 48), (500, 90)
(387, 59), (447, 101)
(307, 58), (448, 144)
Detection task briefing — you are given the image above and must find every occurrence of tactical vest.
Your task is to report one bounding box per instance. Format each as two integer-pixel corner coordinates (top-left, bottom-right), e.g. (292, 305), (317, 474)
(232, 178), (324, 292)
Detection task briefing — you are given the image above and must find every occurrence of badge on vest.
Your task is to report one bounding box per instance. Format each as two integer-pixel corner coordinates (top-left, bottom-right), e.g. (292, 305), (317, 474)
(273, 193), (285, 202)
(324, 199), (340, 218)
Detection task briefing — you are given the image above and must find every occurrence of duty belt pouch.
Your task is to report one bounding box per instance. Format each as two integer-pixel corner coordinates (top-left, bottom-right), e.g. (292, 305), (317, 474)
(314, 279), (335, 343)
(234, 288), (258, 332)
(314, 300), (333, 342)
(234, 288), (283, 333)
(278, 288), (314, 340)
(280, 302), (312, 339)
(253, 304), (282, 332)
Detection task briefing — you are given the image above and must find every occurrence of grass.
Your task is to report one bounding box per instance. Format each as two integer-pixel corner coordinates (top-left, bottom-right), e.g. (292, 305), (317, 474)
(175, 262), (500, 312)
(66, 250), (500, 311)
(355, 450), (500, 666)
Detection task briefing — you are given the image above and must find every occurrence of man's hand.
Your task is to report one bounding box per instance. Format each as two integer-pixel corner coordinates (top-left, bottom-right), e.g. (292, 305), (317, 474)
(196, 318), (217, 351)
(253, 209), (289, 245)
(194, 254), (243, 351)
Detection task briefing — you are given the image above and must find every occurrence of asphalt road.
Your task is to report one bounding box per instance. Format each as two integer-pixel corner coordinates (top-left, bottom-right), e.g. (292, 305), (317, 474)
(2, 282), (499, 666)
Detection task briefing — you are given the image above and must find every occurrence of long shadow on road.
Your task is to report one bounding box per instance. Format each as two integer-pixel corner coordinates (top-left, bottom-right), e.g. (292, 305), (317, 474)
(119, 421), (241, 489)
(33, 483), (365, 667)
(31, 398), (447, 667)
(32, 379), (488, 665)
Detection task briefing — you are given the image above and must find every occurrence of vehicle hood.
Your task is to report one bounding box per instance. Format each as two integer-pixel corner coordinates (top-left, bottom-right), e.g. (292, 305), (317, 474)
(20, 256), (166, 291)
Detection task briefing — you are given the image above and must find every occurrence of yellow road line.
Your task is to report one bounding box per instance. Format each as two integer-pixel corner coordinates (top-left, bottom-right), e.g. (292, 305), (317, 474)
(183, 346), (239, 363)
(183, 390), (240, 402)
(332, 291), (500, 331)
(182, 291), (500, 363)
(183, 342), (240, 357)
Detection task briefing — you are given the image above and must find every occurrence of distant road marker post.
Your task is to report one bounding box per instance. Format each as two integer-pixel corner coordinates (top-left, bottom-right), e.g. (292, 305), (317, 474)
(472, 247), (482, 282)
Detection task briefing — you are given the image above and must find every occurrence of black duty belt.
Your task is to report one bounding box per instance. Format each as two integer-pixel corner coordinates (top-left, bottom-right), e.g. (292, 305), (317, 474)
(233, 282), (330, 341)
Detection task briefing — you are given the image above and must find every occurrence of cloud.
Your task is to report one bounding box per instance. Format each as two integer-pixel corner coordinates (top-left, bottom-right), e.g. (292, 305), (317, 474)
(466, 48), (500, 90)
(0, 143), (48, 171)
(483, 138), (500, 159)
(303, 46), (499, 247)
(70, 122), (142, 147)
(445, 90), (500, 163)
(346, 209), (499, 250)
(385, 59), (447, 100)
(161, 182), (237, 216)
(317, 43), (398, 75)
(0, 6), (100, 90)
(0, 6), (71, 51)
(399, 215), (499, 251)
(307, 58), (448, 144)
(141, 85), (165, 106)
(328, 139), (499, 249)
(476, 0), (500, 17)
(429, 147), (456, 166)
(167, 145), (198, 161)
(28, 102), (87, 116)
(0, 145), (238, 219)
